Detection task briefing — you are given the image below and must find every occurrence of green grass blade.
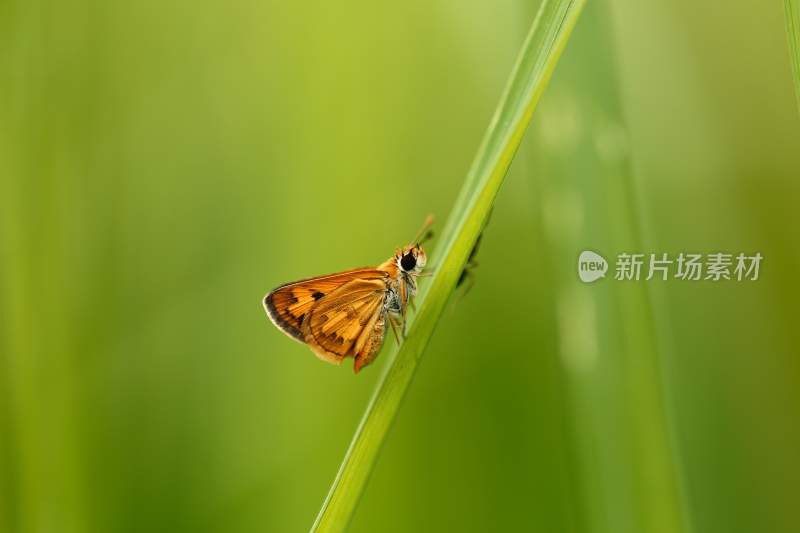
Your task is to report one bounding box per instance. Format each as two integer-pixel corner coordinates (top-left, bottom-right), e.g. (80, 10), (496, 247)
(786, 0), (800, 114)
(310, 1), (586, 531)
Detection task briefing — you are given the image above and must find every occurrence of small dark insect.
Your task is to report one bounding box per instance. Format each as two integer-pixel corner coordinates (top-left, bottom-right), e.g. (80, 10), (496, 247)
(456, 232), (483, 290)
(456, 209), (492, 294)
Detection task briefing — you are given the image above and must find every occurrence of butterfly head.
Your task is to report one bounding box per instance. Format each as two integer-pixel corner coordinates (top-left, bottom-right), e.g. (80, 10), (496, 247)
(396, 215), (433, 276)
(397, 244), (427, 275)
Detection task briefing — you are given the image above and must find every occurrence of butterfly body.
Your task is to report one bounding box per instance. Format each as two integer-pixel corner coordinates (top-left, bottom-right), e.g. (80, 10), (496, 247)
(263, 237), (428, 373)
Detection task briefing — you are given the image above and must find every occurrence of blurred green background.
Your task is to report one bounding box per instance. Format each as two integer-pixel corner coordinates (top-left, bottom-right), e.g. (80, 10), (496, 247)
(1, 1), (799, 532)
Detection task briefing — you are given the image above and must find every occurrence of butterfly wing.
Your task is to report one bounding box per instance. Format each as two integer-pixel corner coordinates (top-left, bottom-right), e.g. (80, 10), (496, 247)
(263, 268), (385, 342)
(264, 269), (390, 371)
(303, 278), (388, 371)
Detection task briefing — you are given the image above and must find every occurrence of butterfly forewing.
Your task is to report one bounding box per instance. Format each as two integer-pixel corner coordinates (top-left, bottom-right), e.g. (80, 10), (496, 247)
(264, 268), (386, 342)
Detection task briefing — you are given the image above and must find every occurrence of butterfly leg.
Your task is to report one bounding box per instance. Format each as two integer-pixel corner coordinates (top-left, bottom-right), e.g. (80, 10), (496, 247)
(386, 287), (406, 342)
(401, 299), (410, 338)
(388, 314), (402, 345)
(390, 311), (407, 341)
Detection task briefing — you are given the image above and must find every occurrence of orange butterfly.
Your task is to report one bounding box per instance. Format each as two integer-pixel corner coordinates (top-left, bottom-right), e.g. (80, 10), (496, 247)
(263, 217), (433, 373)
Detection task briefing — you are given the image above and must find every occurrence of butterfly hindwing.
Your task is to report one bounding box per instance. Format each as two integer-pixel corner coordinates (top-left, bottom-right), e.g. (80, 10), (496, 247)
(303, 278), (388, 367)
(304, 279), (386, 362)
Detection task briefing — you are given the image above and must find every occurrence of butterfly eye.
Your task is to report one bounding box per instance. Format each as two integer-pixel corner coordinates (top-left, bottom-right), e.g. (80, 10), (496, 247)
(400, 252), (417, 271)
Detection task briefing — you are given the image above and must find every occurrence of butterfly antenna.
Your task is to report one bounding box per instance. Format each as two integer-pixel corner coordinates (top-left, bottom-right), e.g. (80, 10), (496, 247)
(414, 214), (435, 245)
